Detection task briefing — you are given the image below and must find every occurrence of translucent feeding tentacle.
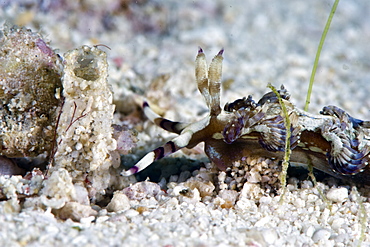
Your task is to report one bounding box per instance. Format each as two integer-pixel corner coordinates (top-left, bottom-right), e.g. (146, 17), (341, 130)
(195, 48), (223, 116)
(208, 49), (223, 116)
(195, 47), (212, 110)
(143, 101), (189, 134)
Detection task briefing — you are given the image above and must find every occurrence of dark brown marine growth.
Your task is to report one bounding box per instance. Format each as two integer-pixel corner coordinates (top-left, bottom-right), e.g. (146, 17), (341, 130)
(0, 25), (62, 157)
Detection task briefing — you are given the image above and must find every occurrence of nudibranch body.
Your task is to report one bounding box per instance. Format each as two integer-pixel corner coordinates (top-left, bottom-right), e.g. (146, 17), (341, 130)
(122, 49), (370, 184)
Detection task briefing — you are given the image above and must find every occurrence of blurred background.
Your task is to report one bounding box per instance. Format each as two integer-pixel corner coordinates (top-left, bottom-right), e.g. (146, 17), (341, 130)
(1, 0), (370, 119)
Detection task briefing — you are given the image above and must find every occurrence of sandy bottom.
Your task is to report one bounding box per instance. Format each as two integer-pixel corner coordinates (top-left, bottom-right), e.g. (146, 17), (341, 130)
(1, 1), (370, 246)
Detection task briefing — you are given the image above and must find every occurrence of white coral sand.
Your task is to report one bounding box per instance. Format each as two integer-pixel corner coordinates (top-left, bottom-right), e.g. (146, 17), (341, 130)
(0, 0), (370, 246)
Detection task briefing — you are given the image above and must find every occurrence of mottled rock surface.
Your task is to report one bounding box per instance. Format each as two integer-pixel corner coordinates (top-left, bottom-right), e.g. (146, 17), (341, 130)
(0, 25), (62, 157)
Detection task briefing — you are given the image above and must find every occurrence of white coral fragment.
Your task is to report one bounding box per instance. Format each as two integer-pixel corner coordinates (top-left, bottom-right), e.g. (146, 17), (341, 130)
(106, 192), (131, 212)
(41, 168), (76, 209)
(53, 46), (117, 195)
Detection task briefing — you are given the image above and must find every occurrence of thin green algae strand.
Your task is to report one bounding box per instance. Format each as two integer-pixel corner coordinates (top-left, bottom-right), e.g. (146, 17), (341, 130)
(267, 84), (291, 203)
(304, 0), (340, 111)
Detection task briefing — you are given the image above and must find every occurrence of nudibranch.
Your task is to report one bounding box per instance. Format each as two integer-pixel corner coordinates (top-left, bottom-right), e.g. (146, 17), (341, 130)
(122, 48), (370, 185)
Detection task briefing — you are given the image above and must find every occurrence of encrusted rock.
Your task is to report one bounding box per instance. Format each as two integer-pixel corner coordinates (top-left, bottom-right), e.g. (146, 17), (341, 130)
(0, 25), (62, 157)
